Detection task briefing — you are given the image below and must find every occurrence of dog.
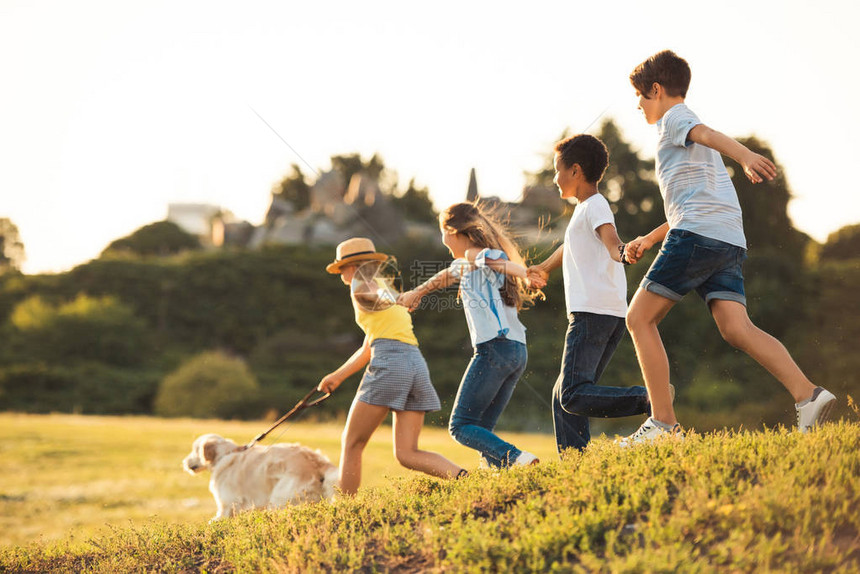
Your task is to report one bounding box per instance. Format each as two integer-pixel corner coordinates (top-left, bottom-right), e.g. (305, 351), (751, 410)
(183, 433), (338, 521)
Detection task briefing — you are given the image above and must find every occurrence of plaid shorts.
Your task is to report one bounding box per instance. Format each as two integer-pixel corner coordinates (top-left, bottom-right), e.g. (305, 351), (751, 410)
(357, 339), (441, 412)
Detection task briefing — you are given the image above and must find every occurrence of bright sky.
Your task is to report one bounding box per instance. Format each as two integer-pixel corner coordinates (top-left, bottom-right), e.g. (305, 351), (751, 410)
(2, 1), (858, 274)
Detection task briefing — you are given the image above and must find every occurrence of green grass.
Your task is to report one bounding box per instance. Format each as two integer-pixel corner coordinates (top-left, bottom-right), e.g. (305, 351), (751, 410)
(2, 414), (859, 572)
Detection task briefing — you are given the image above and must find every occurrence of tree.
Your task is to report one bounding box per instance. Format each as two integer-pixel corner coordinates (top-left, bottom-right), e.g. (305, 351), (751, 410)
(271, 163), (311, 212)
(596, 120), (665, 237)
(819, 223), (860, 262)
(724, 137), (809, 254)
(524, 120), (664, 238)
(9, 294), (151, 366)
(331, 153), (386, 187)
(391, 178), (437, 223)
(0, 218), (25, 274)
(101, 220), (201, 258)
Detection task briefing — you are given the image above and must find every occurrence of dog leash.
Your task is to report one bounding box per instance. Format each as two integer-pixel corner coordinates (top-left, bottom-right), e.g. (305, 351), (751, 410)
(241, 385), (331, 450)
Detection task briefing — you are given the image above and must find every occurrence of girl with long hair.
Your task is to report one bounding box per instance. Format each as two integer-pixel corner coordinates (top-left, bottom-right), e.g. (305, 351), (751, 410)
(399, 202), (541, 468)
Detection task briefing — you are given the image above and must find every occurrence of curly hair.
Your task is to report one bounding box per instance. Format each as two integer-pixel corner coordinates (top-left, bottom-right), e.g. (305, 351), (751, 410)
(554, 134), (609, 184)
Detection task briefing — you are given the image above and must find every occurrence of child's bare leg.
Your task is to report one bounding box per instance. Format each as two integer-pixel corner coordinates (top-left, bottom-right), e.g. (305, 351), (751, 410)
(339, 400), (389, 495)
(392, 410), (463, 478)
(626, 288), (678, 425)
(709, 300), (816, 402)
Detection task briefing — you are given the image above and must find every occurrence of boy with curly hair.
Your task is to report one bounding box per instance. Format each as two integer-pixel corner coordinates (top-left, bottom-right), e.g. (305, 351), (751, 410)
(529, 134), (652, 453)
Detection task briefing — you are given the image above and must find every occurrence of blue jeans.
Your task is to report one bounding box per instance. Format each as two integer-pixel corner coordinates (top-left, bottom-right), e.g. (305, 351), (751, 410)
(449, 337), (527, 468)
(552, 312), (649, 453)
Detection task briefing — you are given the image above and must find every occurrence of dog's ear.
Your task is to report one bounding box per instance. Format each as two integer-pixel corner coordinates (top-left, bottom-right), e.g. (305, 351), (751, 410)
(202, 438), (220, 464)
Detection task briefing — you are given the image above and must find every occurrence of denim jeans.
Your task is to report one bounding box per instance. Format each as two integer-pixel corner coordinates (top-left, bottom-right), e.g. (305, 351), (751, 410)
(643, 228), (747, 305)
(449, 337), (527, 467)
(552, 312), (649, 453)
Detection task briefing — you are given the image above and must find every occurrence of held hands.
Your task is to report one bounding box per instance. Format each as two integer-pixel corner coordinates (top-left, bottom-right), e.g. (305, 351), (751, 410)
(526, 266), (548, 289)
(741, 150), (777, 184)
(317, 373), (343, 394)
(397, 289), (424, 312)
(624, 236), (655, 263)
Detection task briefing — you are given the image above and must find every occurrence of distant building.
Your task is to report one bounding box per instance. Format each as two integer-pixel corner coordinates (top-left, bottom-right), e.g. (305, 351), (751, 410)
(180, 166), (570, 254)
(167, 203), (221, 236)
(0, 217), (25, 273)
(249, 169), (407, 249)
(167, 203), (242, 247)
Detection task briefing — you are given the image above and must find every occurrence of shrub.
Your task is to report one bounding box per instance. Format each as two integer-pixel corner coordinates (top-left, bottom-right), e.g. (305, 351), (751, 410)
(0, 363), (159, 414)
(154, 351), (260, 419)
(101, 220), (202, 258)
(819, 223), (860, 262)
(8, 294), (152, 366)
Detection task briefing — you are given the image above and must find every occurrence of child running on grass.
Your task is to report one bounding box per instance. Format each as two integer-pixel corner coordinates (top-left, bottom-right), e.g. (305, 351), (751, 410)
(398, 203), (540, 468)
(318, 237), (466, 494)
(527, 134), (652, 454)
(620, 50), (836, 444)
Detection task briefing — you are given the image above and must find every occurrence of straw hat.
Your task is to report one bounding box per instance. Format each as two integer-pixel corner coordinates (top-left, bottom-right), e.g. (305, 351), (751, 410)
(325, 237), (388, 274)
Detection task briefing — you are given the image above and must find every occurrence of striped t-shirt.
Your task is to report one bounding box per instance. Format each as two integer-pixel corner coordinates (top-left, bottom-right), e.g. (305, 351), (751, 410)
(655, 103), (746, 248)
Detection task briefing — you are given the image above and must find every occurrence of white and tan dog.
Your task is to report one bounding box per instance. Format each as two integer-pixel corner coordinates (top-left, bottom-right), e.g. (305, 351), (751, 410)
(183, 433), (338, 520)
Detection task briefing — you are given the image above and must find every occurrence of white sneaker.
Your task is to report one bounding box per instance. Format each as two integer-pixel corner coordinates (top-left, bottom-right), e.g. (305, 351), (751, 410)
(513, 451), (539, 466)
(617, 417), (681, 447)
(796, 387), (836, 433)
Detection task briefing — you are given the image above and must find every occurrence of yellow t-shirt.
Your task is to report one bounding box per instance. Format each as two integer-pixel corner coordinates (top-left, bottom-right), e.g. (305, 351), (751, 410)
(353, 301), (419, 346)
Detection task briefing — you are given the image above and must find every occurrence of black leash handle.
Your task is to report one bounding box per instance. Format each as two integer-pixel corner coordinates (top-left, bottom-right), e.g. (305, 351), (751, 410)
(242, 386), (331, 450)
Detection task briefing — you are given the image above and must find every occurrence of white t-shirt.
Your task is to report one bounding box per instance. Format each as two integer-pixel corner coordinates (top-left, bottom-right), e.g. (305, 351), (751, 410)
(656, 103), (746, 248)
(562, 194), (628, 318)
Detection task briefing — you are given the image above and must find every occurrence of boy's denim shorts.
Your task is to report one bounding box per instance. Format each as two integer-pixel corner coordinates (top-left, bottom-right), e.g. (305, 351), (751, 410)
(641, 229), (747, 306)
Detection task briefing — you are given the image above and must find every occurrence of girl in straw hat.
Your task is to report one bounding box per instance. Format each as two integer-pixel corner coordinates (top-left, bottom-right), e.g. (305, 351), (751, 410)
(319, 237), (466, 494)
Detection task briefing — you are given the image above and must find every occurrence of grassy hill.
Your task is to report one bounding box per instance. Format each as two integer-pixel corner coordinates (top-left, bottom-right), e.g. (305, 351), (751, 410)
(2, 414), (858, 572)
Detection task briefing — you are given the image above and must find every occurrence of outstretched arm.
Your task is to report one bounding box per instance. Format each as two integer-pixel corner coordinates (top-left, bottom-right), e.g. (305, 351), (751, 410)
(688, 124), (776, 184)
(625, 222), (670, 262)
(526, 244), (563, 288)
(397, 268), (458, 311)
(465, 248), (527, 279)
(318, 336), (372, 393)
